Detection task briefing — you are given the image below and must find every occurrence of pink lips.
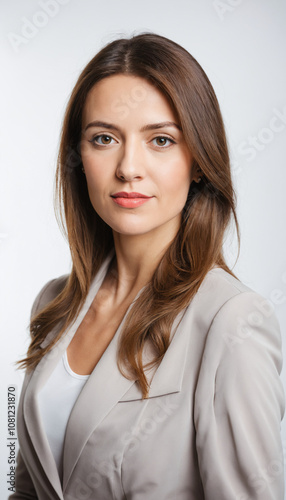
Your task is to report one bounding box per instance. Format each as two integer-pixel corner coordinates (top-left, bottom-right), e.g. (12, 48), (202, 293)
(111, 192), (153, 208)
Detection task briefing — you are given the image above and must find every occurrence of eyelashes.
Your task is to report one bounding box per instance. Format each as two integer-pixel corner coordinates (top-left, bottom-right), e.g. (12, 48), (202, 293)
(152, 136), (176, 147)
(89, 135), (115, 146)
(88, 134), (176, 149)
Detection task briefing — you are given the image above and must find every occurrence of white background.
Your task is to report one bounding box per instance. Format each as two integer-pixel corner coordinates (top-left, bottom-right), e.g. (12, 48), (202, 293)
(1, 0), (285, 497)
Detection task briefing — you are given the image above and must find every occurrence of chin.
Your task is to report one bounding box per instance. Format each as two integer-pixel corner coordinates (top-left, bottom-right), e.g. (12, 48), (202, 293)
(112, 226), (154, 237)
(108, 220), (158, 237)
(100, 213), (154, 236)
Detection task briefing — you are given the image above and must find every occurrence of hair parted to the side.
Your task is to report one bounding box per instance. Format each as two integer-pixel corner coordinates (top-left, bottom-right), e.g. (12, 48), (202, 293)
(18, 32), (240, 398)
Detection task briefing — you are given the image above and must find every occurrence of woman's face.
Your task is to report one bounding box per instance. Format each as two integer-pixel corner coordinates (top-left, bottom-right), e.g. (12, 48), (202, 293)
(81, 74), (194, 238)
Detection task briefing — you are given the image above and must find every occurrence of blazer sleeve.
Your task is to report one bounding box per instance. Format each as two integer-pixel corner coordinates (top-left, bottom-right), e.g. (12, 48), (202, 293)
(194, 290), (285, 500)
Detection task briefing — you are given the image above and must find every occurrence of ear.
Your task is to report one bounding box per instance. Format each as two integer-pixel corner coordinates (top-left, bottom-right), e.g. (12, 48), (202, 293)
(192, 163), (203, 183)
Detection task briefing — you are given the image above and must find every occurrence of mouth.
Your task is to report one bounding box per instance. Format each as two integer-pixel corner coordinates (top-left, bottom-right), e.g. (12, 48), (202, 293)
(111, 192), (153, 208)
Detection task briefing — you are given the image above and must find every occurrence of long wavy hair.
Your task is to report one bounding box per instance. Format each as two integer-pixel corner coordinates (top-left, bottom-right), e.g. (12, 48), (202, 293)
(19, 32), (240, 398)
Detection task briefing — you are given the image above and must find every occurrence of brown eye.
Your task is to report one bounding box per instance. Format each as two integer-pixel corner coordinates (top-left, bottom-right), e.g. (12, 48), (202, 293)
(92, 135), (115, 145)
(152, 136), (175, 147)
(156, 137), (167, 146)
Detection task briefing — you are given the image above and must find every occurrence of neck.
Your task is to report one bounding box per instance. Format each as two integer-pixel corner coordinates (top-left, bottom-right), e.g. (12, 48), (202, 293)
(110, 217), (180, 301)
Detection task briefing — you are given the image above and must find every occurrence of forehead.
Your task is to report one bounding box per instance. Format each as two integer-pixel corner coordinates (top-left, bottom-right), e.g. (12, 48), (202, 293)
(82, 74), (178, 126)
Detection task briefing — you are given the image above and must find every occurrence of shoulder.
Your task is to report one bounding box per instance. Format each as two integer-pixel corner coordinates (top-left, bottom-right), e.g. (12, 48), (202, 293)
(30, 274), (69, 319)
(199, 265), (253, 299)
(193, 266), (283, 383)
(189, 266), (283, 369)
(202, 266), (279, 331)
(190, 266), (268, 332)
(196, 266), (276, 321)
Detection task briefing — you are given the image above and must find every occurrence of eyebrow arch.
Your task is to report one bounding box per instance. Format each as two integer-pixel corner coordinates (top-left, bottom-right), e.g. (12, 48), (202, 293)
(83, 120), (182, 133)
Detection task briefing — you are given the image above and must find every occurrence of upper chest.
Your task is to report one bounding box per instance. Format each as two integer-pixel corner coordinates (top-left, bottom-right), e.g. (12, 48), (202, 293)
(66, 298), (133, 375)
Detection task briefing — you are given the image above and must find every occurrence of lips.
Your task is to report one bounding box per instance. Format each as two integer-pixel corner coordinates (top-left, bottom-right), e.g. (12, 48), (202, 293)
(111, 192), (151, 199)
(111, 192), (153, 208)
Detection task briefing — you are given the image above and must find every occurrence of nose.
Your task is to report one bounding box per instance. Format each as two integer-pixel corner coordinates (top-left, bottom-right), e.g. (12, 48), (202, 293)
(116, 137), (145, 182)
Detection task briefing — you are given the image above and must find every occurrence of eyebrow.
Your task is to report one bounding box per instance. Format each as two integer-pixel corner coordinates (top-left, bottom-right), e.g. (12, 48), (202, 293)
(83, 120), (182, 133)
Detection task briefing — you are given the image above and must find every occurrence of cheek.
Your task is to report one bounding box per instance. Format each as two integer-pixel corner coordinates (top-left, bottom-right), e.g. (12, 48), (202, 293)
(82, 155), (108, 192)
(83, 167), (106, 212)
(158, 160), (192, 201)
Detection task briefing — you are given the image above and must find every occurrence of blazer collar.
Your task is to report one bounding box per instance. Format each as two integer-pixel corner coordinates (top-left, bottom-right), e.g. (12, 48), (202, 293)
(22, 251), (191, 496)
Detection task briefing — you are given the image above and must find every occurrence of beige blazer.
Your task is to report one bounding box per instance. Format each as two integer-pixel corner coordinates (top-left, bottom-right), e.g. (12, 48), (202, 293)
(11, 254), (285, 499)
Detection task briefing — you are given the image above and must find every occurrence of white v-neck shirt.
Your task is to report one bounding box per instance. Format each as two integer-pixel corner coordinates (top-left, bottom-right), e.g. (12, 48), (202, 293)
(38, 350), (89, 480)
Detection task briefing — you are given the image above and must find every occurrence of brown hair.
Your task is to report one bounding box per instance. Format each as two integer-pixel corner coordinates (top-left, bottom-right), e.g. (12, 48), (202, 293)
(19, 33), (240, 398)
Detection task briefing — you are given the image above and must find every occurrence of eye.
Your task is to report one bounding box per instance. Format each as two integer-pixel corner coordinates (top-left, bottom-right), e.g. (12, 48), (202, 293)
(151, 136), (176, 148)
(89, 134), (116, 146)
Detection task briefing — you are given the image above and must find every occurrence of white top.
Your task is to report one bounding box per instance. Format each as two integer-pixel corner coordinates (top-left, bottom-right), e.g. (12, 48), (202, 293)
(38, 350), (89, 480)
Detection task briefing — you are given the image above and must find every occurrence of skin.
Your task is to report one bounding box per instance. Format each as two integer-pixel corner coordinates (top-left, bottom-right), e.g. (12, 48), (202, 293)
(67, 74), (201, 374)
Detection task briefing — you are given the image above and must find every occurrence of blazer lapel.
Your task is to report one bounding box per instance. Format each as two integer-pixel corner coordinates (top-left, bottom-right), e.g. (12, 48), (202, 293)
(22, 252), (115, 498)
(119, 306), (189, 401)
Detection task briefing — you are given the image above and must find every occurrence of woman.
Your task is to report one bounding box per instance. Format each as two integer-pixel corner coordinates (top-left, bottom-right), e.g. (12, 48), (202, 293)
(12, 33), (284, 499)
